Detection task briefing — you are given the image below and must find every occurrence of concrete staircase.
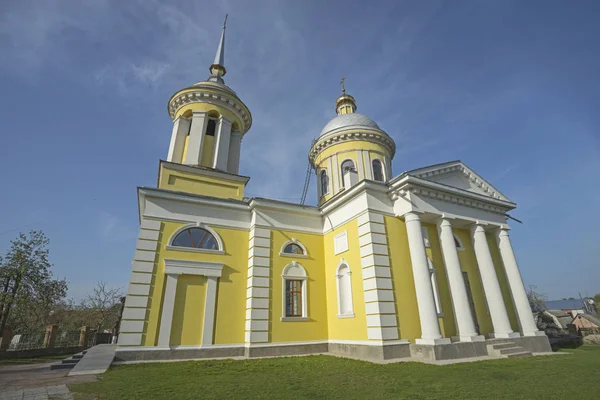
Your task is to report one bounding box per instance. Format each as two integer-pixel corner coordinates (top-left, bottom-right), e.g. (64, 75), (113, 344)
(487, 342), (532, 358)
(50, 350), (87, 370)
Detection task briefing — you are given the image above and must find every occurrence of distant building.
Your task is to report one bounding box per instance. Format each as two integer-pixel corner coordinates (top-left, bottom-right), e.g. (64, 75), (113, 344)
(572, 314), (600, 331)
(543, 298), (597, 318)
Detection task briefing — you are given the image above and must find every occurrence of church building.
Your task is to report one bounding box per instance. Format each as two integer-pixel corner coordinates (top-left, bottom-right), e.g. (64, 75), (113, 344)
(116, 20), (550, 362)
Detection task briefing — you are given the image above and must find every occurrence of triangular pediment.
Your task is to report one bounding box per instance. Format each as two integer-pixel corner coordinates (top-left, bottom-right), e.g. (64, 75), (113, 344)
(407, 161), (512, 202)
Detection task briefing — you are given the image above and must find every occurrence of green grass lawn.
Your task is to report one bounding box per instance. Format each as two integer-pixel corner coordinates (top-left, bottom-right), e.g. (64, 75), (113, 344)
(70, 347), (600, 400)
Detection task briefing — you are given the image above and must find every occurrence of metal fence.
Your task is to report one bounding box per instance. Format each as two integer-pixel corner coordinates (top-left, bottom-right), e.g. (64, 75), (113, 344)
(54, 331), (81, 348)
(8, 331), (46, 351)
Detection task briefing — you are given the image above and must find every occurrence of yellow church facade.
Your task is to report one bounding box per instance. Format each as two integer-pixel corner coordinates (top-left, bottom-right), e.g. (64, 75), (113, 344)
(116, 21), (550, 362)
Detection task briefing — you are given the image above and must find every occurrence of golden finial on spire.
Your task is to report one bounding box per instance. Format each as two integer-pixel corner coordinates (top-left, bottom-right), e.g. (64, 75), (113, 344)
(340, 76), (346, 94)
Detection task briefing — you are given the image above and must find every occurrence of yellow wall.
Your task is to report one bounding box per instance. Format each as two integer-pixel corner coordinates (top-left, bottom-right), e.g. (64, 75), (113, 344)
(144, 222), (248, 346)
(384, 215), (421, 342)
(171, 275), (206, 346)
(323, 218), (368, 341)
(423, 223), (457, 339)
(487, 233), (520, 332)
(270, 230), (328, 342)
(454, 228), (494, 336)
(200, 135), (214, 167)
(158, 163), (245, 200)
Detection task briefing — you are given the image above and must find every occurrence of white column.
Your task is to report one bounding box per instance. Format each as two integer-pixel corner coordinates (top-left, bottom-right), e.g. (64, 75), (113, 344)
(405, 212), (450, 345)
(201, 276), (219, 345)
(363, 151), (372, 180)
(227, 131), (242, 174)
(167, 117), (191, 163)
(157, 274), (178, 347)
(471, 223), (519, 338)
(355, 150), (365, 181)
(184, 111), (208, 165)
(496, 227), (545, 337)
(437, 217), (484, 342)
(212, 117), (232, 171)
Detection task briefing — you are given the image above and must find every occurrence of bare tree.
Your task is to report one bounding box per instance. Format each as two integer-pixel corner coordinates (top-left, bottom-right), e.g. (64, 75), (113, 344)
(82, 282), (123, 332)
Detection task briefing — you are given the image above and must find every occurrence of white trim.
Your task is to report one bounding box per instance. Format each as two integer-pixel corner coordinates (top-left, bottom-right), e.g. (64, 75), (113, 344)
(279, 238), (309, 258)
(202, 276), (219, 345)
(168, 222), (225, 252)
(334, 231), (349, 255)
(165, 245), (225, 255)
(281, 262), (308, 320)
(164, 259), (224, 278)
(157, 274), (178, 347)
(335, 259), (355, 317)
(280, 317), (309, 322)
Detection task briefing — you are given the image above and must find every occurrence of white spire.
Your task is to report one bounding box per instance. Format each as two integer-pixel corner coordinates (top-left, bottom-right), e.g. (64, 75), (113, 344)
(213, 14), (227, 67)
(208, 15), (227, 83)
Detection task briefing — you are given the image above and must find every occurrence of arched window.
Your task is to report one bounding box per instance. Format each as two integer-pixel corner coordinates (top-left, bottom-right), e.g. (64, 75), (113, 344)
(454, 234), (465, 251)
(282, 262), (308, 320)
(320, 170), (329, 196)
(336, 262), (354, 317)
(205, 119), (217, 136)
(341, 159), (355, 173)
(372, 159), (384, 182)
(171, 227), (219, 250)
(284, 243), (303, 254)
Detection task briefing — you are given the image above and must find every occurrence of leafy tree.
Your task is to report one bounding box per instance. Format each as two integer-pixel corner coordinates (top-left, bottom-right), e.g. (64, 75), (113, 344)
(0, 231), (67, 336)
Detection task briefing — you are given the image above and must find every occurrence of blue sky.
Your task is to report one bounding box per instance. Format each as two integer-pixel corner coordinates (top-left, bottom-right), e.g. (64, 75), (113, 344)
(1, 0), (599, 301)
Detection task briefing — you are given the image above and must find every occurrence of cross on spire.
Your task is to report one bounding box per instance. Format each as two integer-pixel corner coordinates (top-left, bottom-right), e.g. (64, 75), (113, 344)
(340, 76), (346, 94)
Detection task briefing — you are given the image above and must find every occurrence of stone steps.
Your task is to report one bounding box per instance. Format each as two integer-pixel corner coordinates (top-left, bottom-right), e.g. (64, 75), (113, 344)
(487, 341), (532, 359)
(50, 351), (86, 370)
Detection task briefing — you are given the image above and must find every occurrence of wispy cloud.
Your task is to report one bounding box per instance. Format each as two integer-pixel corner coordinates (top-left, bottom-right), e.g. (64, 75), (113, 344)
(96, 211), (137, 243)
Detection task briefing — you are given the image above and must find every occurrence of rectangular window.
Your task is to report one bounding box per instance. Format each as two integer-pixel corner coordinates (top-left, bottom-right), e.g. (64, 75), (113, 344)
(285, 280), (303, 317)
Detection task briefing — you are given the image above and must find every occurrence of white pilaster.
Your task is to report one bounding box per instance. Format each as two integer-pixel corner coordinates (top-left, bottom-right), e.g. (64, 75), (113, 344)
(358, 212), (401, 341)
(227, 131), (242, 174)
(245, 226), (271, 344)
(332, 154), (340, 193)
(167, 117), (191, 163)
(327, 157), (336, 194)
(471, 223), (519, 338)
(118, 219), (161, 347)
(405, 212), (450, 345)
(355, 150), (365, 181)
(202, 276), (219, 345)
(437, 217), (484, 342)
(363, 151), (372, 180)
(213, 117), (232, 171)
(184, 111), (208, 165)
(495, 227), (545, 337)
(157, 273), (178, 347)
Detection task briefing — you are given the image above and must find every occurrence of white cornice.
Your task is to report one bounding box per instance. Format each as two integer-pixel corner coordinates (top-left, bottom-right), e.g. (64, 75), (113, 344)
(389, 175), (515, 214)
(160, 161), (250, 185)
(407, 161), (510, 202)
(309, 130), (396, 164)
(168, 88), (252, 133)
(164, 259), (224, 277)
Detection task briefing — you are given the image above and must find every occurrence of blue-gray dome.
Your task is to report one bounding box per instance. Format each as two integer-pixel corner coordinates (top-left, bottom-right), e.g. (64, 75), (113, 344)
(320, 113), (381, 137)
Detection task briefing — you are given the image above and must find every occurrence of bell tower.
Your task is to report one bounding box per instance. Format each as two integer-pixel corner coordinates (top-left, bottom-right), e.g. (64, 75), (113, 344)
(165, 15), (252, 175)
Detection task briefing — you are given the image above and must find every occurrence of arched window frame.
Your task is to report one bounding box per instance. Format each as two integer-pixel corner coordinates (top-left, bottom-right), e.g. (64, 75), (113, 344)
(453, 234), (465, 251)
(340, 159), (355, 173)
(281, 261), (308, 321)
(427, 257), (444, 317)
(320, 169), (329, 197)
(279, 239), (309, 258)
(372, 159), (385, 182)
(166, 223), (225, 255)
(335, 259), (355, 318)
